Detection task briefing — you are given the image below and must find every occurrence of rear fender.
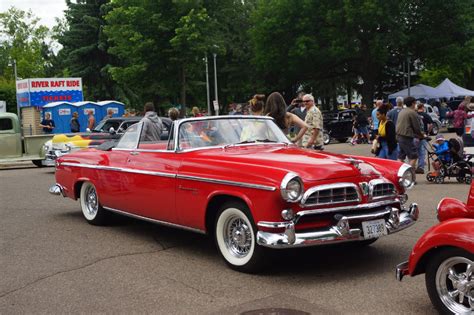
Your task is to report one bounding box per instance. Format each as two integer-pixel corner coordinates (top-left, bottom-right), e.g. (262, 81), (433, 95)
(408, 218), (474, 276)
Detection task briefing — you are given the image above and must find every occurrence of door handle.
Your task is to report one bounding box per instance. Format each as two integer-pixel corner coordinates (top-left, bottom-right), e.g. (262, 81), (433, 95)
(130, 151), (139, 156)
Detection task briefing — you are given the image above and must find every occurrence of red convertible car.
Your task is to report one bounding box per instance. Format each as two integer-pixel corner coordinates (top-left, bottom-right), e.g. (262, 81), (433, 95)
(396, 185), (474, 314)
(50, 116), (419, 272)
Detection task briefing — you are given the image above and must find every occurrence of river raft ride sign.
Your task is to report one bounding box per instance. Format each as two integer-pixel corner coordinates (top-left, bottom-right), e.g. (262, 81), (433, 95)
(16, 78), (84, 108)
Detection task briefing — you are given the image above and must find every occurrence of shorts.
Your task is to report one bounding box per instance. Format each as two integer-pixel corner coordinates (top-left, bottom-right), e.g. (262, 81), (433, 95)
(355, 126), (368, 135)
(397, 136), (418, 160)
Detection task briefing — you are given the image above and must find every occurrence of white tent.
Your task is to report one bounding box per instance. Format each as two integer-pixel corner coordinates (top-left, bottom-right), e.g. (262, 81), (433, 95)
(388, 84), (451, 99)
(435, 78), (474, 97)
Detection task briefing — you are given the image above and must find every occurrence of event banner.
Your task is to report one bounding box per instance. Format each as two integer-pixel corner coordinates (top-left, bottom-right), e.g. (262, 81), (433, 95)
(16, 78), (84, 107)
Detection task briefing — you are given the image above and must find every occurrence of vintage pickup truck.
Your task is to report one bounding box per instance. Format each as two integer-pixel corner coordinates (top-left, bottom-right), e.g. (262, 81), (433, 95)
(0, 112), (53, 167)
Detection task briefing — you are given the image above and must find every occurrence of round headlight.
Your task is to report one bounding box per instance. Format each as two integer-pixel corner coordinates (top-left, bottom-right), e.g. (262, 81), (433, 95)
(398, 165), (415, 189)
(280, 173), (304, 202)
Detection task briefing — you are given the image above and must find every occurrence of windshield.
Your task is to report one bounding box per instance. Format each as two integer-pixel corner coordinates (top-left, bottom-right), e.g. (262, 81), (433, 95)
(93, 120), (121, 132)
(177, 117), (289, 150)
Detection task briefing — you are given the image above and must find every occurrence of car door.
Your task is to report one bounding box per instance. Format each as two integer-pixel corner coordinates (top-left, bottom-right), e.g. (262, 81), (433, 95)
(122, 123), (179, 223)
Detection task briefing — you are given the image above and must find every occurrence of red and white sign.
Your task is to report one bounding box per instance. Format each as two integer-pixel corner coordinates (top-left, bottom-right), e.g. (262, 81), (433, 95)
(58, 108), (71, 115)
(29, 78), (82, 92)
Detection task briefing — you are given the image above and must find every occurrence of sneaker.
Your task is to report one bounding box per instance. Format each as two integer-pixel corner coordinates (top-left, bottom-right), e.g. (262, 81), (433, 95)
(415, 168), (424, 174)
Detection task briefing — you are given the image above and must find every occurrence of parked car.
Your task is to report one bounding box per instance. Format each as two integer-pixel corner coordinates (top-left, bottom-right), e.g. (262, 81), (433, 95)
(396, 184), (474, 314)
(44, 116), (171, 162)
(323, 109), (356, 144)
(50, 116), (419, 272)
(0, 113), (53, 167)
(423, 104), (442, 135)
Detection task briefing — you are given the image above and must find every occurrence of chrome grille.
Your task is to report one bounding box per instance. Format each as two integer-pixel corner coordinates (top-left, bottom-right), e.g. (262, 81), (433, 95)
(303, 184), (359, 206)
(371, 182), (396, 198)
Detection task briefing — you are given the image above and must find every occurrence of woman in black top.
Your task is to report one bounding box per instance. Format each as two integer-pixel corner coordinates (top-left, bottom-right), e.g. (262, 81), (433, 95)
(374, 104), (397, 160)
(70, 112), (80, 132)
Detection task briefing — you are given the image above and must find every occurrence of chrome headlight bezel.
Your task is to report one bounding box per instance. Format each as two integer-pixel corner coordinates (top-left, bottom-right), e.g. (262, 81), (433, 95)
(280, 172), (304, 203)
(398, 164), (415, 190)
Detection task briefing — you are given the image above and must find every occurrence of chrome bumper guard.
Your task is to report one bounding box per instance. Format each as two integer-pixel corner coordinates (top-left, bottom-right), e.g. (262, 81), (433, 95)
(46, 150), (68, 161)
(256, 203), (419, 248)
(396, 261), (409, 281)
(49, 184), (65, 197)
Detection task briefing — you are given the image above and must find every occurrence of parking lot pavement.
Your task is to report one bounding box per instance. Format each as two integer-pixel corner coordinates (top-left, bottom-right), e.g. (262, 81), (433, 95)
(0, 139), (469, 314)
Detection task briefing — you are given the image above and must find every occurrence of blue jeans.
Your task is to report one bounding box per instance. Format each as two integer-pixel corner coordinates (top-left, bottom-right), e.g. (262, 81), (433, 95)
(417, 139), (427, 169)
(378, 141), (398, 160)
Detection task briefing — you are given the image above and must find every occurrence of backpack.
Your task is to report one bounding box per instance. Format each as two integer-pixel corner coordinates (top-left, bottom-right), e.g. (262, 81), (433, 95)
(448, 138), (462, 157)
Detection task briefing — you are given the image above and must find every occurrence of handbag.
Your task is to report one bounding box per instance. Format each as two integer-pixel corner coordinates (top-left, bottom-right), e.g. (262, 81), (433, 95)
(371, 138), (381, 155)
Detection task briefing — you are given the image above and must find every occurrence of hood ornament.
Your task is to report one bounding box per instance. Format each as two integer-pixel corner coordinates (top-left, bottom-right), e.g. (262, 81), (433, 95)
(345, 157), (363, 170)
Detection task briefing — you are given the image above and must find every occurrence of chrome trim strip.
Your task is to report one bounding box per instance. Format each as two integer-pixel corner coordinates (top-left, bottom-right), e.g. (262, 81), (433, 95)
(61, 162), (176, 178)
(60, 162), (275, 191)
(177, 174), (276, 191)
(103, 206), (205, 234)
(300, 182), (360, 207)
(297, 199), (400, 217)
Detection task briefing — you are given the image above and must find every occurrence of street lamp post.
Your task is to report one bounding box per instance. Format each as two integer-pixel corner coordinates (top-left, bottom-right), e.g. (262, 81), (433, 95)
(407, 56), (411, 97)
(213, 52), (219, 115)
(204, 55), (210, 116)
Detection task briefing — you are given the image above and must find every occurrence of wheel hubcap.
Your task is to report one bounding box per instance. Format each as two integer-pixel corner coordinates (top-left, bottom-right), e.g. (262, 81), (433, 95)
(85, 186), (98, 217)
(436, 256), (474, 313)
(224, 215), (252, 258)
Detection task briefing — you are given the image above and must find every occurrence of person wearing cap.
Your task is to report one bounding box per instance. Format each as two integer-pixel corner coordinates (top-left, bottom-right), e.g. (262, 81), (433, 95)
(387, 96), (404, 126)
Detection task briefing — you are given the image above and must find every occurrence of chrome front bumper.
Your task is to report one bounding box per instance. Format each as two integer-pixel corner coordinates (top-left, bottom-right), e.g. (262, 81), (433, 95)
(396, 261), (409, 281)
(256, 203), (419, 248)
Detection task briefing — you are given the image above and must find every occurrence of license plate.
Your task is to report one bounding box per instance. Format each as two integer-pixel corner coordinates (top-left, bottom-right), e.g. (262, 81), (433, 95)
(362, 219), (387, 239)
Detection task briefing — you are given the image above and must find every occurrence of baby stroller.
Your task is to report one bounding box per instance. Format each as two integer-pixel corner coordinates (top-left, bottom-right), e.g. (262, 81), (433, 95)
(425, 137), (473, 184)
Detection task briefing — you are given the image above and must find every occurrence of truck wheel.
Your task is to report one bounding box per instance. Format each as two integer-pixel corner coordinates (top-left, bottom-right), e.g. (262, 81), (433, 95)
(80, 182), (108, 225)
(214, 201), (266, 273)
(32, 160), (45, 168)
(425, 248), (474, 315)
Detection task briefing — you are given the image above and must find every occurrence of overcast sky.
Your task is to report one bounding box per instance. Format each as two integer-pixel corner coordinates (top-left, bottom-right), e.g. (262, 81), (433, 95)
(1, 0), (67, 29)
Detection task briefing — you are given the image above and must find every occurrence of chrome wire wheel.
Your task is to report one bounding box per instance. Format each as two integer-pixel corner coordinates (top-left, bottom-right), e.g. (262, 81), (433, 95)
(80, 182), (107, 225)
(224, 215), (252, 258)
(436, 256), (474, 314)
(215, 204), (260, 270)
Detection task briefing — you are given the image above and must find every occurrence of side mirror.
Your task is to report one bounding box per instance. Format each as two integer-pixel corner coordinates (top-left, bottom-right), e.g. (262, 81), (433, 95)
(109, 127), (116, 134)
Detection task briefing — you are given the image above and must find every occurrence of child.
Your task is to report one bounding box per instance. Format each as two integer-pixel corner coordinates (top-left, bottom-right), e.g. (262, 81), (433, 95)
(429, 135), (451, 176)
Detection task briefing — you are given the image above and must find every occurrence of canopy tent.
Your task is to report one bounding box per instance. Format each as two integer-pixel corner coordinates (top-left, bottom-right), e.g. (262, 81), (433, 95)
(435, 78), (474, 97)
(389, 84), (453, 99)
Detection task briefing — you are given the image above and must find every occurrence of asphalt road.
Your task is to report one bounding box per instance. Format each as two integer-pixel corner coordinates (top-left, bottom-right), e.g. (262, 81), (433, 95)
(0, 138), (470, 314)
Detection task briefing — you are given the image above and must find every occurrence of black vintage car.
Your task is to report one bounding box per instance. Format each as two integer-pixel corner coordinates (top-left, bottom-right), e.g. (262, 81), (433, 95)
(322, 109), (356, 145)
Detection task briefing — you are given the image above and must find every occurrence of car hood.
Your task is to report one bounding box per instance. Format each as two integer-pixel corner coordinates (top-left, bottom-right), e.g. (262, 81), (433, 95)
(189, 145), (382, 182)
(52, 132), (118, 148)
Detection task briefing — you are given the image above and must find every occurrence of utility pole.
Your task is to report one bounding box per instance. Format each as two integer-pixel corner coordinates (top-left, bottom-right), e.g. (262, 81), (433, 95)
(213, 52), (219, 115)
(407, 56), (411, 97)
(204, 55), (210, 115)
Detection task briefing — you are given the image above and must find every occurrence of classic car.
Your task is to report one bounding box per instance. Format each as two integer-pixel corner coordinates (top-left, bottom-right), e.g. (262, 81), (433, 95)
(49, 115), (419, 272)
(322, 110), (356, 145)
(44, 116), (172, 162)
(396, 184), (474, 314)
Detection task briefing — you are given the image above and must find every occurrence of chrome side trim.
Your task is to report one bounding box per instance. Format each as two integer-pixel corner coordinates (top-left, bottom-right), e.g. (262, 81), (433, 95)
(60, 162), (276, 191)
(103, 206), (205, 234)
(300, 182), (360, 208)
(297, 199), (400, 217)
(177, 174), (276, 191)
(61, 162), (176, 178)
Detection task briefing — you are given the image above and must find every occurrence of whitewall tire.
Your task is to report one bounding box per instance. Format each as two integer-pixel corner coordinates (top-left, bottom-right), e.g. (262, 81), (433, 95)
(80, 182), (107, 225)
(215, 202), (265, 273)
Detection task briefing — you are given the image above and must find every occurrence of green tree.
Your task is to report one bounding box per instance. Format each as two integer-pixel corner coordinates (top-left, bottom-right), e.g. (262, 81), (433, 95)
(58, 0), (123, 101)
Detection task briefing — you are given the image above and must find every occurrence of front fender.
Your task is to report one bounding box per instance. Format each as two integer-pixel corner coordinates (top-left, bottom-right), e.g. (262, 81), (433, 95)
(407, 218), (474, 276)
